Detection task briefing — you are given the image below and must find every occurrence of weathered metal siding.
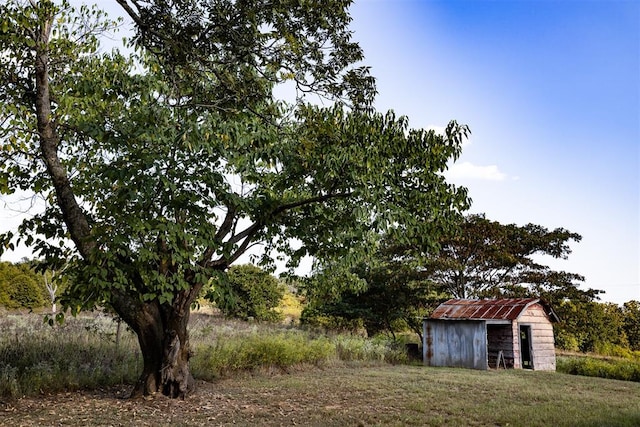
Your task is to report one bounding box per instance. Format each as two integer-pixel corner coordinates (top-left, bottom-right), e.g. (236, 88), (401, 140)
(518, 304), (556, 371)
(423, 320), (488, 370)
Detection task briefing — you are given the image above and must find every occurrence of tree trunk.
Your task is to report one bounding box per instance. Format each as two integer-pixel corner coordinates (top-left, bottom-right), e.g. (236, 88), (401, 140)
(29, 1), (200, 400)
(111, 289), (197, 399)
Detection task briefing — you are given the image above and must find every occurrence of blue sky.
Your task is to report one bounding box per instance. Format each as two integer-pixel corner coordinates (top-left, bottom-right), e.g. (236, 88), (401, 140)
(1, 0), (638, 304)
(347, 0), (639, 303)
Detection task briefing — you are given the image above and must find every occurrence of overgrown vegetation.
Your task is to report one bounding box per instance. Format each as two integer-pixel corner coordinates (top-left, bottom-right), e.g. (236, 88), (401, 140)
(557, 354), (640, 382)
(0, 312), (404, 399)
(3, 306), (640, 405)
(0, 313), (140, 398)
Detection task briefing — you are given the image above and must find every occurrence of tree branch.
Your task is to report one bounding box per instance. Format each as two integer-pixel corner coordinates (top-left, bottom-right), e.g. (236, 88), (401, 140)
(33, 6), (95, 259)
(204, 191), (353, 268)
(271, 191), (353, 217)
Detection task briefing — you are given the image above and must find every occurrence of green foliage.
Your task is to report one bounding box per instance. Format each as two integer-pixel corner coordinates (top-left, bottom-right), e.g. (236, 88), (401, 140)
(301, 237), (446, 338)
(303, 214), (598, 342)
(622, 301), (640, 351)
(4, 273), (44, 309)
(554, 330), (580, 352)
(119, 0), (377, 110)
(276, 291), (304, 321)
(0, 262), (47, 309)
(593, 342), (636, 360)
(557, 355), (640, 382)
(427, 214), (593, 300)
(206, 264), (285, 322)
(554, 301), (629, 353)
(0, 0), (470, 315)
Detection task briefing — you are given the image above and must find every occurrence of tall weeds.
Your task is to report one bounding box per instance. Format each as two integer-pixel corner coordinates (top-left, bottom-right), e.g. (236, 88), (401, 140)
(1, 312), (407, 399)
(557, 355), (640, 382)
(0, 314), (140, 398)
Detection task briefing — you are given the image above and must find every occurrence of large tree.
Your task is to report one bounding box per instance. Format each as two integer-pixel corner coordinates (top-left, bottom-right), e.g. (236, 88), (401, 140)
(0, 1), (470, 398)
(427, 214), (593, 300)
(301, 237), (446, 340)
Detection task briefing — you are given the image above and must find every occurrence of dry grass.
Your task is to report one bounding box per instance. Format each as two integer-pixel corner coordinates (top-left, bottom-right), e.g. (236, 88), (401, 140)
(2, 365), (639, 426)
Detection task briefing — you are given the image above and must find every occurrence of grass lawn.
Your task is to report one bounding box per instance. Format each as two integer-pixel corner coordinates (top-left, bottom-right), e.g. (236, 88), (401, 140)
(2, 365), (639, 426)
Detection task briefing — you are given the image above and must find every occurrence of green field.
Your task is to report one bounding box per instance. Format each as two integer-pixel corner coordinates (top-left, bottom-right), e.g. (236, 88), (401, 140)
(2, 365), (639, 426)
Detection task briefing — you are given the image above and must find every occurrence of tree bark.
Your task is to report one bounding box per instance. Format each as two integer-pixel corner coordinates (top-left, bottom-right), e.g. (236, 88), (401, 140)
(111, 288), (198, 398)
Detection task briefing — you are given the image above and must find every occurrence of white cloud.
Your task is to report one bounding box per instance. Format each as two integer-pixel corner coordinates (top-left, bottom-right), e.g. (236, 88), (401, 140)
(445, 161), (507, 181)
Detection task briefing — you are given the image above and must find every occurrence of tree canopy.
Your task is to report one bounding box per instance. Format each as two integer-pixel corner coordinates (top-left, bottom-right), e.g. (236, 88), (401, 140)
(114, 0), (377, 110)
(427, 214), (592, 300)
(303, 214), (601, 341)
(0, 0), (470, 398)
(301, 236), (446, 340)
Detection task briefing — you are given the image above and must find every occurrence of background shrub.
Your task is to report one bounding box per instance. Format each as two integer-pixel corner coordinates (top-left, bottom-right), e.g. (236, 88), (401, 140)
(0, 262), (47, 309)
(206, 265), (285, 322)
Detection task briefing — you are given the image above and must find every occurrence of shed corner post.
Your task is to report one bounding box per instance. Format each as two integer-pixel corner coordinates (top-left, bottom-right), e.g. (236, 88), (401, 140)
(422, 319), (427, 365)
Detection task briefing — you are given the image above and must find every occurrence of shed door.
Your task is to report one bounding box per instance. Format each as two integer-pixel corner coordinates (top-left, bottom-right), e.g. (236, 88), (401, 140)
(520, 325), (534, 369)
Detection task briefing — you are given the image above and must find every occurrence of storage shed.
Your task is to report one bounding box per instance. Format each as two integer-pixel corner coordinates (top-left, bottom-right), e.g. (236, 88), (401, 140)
(423, 298), (559, 371)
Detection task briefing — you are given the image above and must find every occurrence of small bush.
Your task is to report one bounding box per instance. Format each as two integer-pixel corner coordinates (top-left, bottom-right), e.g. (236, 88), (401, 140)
(0, 262), (50, 309)
(554, 331), (580, 352)
(206, 265), (285, 322)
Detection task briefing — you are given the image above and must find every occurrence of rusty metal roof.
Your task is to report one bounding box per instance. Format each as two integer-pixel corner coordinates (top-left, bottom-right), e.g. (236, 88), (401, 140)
(430, 298), (558, 322)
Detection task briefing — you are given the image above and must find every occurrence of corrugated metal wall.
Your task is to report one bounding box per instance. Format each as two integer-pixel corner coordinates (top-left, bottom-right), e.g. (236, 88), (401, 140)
(423, 319), (488, 370)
